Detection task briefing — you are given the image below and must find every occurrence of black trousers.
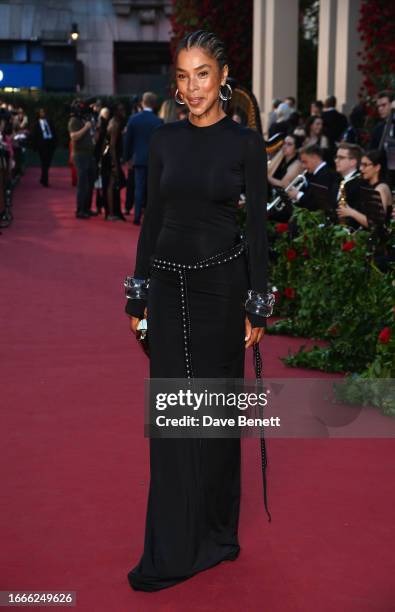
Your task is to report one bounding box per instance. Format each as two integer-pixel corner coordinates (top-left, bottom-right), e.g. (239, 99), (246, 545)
(38, 141), (55, 186)
(73, 153), (96, 214)
(125, 168), (135, 212)
(133, 165), (147, 223)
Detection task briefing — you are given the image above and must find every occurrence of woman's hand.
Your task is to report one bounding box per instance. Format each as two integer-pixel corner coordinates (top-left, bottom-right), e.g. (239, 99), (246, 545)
(129, 307), (148, 335)
(129, 316), (140, 335)
(245, 316), (265, 348)
(337, 204), (354, 219)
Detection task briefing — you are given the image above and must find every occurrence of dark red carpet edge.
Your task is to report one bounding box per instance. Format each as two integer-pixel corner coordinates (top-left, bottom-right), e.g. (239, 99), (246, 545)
(0, 168), (394, 612)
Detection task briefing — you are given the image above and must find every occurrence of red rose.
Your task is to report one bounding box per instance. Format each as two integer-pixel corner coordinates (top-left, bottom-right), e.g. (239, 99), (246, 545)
(286, 248), (297, 261)
(275, 223), (289, 233)
(303, 247), (309, 257)
(284, 287), (296, 299)
(341, 240), (356, 252)
(378, 327), (391, 344)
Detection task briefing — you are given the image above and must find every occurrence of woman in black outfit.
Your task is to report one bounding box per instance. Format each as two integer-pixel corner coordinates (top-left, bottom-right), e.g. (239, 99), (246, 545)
(269, 133), (304, 187)
(104, 103), (127, 221)
(124, 30), (273, 592)
(94, 107), (110, 214)
(268, 133), (304, 223)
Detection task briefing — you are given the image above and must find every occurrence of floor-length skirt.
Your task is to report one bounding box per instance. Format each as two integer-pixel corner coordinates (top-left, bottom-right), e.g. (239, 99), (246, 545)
(128, 251), (250, 591)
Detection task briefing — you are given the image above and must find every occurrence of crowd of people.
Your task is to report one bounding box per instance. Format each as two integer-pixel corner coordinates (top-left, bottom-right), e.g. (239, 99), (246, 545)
(266, 92), (395, 248)
(1, 90), (394, 257)
(0, 101), (62, 232)
(0, 102), (29, 231)
(66, 93), (186, 223)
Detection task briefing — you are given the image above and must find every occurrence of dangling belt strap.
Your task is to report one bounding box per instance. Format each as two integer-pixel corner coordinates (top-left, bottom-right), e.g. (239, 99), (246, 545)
(151, 240), (271, 522)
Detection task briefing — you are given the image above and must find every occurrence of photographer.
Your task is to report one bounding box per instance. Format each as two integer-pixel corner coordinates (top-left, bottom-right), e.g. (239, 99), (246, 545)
(68, 100), (98, 219)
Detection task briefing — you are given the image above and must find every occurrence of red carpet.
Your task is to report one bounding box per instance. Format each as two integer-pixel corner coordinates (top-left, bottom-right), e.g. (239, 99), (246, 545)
(1, 168), (394, 612)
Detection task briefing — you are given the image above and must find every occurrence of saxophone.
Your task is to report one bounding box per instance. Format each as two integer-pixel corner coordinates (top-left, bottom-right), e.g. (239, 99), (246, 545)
(338, 179), (347, 226)
(337, 172), (361, 226)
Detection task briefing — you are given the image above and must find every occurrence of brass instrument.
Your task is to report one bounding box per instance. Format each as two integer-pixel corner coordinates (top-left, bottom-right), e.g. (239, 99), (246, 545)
(267, 171), (307, 211)
(337, 172), (361, 226)
(338, 179), (347, 226)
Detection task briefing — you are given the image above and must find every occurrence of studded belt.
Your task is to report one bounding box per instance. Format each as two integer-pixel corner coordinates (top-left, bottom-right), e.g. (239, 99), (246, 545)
(151, 240), (246, 379)
(151, 239), (272, 521)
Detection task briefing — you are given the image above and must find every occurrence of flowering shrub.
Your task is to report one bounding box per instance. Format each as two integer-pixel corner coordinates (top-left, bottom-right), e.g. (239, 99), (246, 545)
(357, 0), (395, 97)
(268, 207), (395, 381)
(170, 0), (253, 88)
(275, 223), (289, 234)
(378, 326), (392, 344)
(284, 287), (296, 299)
(286, 248), (297, 261)
(341, 240), (356, 252)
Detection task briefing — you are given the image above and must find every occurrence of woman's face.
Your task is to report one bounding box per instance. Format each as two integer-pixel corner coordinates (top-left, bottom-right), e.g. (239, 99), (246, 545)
(282, 136), (296, 156)
(175, 47), (228, 118)
(360, 155), (379, 181)
(310, 103), (320, 116)
(311, 117), (323, 135)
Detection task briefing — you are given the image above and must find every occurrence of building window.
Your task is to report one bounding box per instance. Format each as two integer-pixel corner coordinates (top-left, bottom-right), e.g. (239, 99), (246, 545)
(12, 44), (28, 62)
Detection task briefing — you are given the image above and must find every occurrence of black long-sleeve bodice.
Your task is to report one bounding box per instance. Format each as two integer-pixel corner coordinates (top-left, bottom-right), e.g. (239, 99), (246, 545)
(126, 114), (269, 326)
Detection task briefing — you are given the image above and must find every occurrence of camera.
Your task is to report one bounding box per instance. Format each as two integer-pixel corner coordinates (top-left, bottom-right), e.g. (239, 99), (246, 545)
(70, 100), (92, 119)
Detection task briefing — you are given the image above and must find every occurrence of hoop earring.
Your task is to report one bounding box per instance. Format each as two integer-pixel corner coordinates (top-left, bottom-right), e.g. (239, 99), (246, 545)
(219, 83), (232, 102)
(174, 89), (185, 105)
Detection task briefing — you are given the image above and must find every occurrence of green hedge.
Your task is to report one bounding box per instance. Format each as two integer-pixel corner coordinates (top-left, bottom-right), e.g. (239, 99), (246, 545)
(266, 208), (394, 382)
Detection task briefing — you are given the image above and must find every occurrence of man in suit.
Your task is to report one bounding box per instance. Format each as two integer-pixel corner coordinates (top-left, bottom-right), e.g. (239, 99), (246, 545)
(32, 108), (57, 187)
(288, 144), (335, 214)
(369, 90), (394, 149)
(333, 142), (364, 229)
(322, 96), (348, 154)
(124, 92), (163, 225)
(369, 90), (395, 190)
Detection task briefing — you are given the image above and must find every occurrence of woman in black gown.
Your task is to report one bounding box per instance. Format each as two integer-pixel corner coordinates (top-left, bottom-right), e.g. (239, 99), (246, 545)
(124, 30), (273, 592)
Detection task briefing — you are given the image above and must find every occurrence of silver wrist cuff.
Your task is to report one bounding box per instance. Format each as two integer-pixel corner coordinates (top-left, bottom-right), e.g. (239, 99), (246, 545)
(124, 276), (150, 300)
(245, 290), (275, 317)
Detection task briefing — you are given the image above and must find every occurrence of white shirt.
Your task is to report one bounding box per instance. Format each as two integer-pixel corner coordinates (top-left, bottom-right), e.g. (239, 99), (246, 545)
(39, 118), (53, 139)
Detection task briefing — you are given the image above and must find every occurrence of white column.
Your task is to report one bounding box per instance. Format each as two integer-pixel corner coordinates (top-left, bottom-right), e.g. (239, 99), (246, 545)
(316, 0), (337, 101)
(252, 0), (299, 134)
(252, 0), (265, 129)
(333, 0), (363, 114)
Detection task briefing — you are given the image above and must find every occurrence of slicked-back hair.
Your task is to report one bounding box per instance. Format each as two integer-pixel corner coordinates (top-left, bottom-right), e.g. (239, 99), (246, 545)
(299, 144), (324, 159)
(377, 90), (394, 102)
(337, 142), (363, 164)
(175, 30), (228, 72)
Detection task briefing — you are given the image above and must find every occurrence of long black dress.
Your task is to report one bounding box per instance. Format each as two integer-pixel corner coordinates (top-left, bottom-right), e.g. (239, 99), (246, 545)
(125, 113), (268, 591)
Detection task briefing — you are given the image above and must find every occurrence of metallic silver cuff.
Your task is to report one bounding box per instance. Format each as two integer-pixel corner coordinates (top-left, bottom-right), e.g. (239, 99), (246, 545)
(123, 276), (150, 300)
(245, 290), (275, 317)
